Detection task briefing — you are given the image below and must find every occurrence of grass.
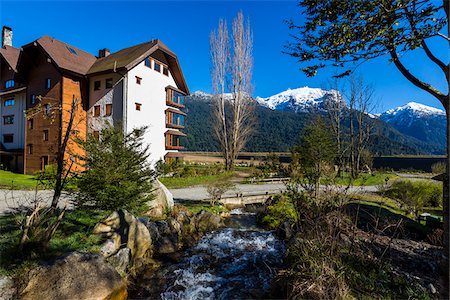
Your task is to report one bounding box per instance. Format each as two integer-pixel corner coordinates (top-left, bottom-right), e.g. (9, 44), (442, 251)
(159, 171), (235, 189)
(0, 209), (107, 276)
(332, 172), (399, 186)
(0, 170), (40, 190)
(179, 202), (229, 215)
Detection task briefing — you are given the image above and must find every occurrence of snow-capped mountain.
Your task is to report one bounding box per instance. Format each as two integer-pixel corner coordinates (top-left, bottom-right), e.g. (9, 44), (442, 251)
(380, 102), (446, 148)
(255, 87), (344, 113)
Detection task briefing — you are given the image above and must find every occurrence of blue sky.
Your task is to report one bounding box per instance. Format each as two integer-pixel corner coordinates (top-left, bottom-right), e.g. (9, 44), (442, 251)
(1, 0), (447, 113)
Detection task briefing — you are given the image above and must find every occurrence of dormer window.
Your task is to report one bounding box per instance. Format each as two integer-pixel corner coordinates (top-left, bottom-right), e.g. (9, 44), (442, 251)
(154, 62), (161, 73)
(94, 81), (101, 91)
(163, 66), (169, 76)
(145, 57), (151, 68)
(5, 80), (14, 89)
(105, 78), (113, 89)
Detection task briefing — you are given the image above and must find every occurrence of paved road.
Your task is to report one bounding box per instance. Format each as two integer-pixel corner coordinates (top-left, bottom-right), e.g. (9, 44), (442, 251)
(170, 182), (378, 201)
(0, 183), (378, 214)
(0, 189), (73, 215)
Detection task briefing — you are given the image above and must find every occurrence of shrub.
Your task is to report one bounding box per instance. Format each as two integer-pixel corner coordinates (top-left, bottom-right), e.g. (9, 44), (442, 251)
(75, 125), (155, 214)
(431, 161), (446, 174)
(206, 180), (235, 206)
(258, 194), (298, 230)
(384, 180), (443, 218)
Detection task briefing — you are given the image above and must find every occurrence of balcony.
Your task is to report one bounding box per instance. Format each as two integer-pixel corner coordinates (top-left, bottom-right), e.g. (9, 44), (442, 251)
(165, 129), (186, 151)
(166, 86), (185, 108)
(165, 108), (186, 129)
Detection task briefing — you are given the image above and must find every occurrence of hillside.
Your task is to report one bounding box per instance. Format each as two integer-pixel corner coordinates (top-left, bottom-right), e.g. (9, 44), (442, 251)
(380, 102), (446, 150)
(182, 92), (445, 155)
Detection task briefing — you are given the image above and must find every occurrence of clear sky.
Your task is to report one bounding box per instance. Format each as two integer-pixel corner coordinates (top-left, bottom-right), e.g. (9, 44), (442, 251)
(1, 0), (447, 113)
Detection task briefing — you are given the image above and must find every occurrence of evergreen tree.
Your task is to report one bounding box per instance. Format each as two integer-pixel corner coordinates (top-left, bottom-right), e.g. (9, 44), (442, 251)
(75, 125), (155, 214)
(292, 117), (337, 196)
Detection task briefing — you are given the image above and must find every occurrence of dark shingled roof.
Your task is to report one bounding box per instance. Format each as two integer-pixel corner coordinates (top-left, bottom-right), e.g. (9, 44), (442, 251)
(87, 40), (158, 75)
(0, 45), (21, 72)
(35, 36), (97, 75)
(88, 39), (189, 94)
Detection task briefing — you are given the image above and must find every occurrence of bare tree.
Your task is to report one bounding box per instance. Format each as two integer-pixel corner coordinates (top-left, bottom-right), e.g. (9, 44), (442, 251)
(325, 80), (347, 177)
(19, 95), (84, 250)
(347, 76), (376, 178)
(210, 19), (231, 168)
(210, 12), (255, 171)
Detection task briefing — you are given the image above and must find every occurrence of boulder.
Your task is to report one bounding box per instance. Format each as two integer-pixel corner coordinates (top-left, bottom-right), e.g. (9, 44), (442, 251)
(21, 252), (127, 300)
(93, 209), (153, 266)
(0, 275), (15, 300)
(194, 211), (223, 233)
(108, 248), (131, 275)
(147, 180), (174, 217)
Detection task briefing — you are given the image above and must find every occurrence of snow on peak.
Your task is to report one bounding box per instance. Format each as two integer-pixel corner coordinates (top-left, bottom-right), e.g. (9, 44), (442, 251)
(256, 87), (344, 112)
(191, 91), (212, 98)
(384, 102), (445, 117)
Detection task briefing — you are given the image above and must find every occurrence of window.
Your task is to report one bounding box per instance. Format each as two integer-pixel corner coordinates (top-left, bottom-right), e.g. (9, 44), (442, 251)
(94, 81), (101, 91)
(3, 134), (13, 144)
(5, 80), (14, 89)
(165, 134), (182, 149)
(166, 111), (185, 127)
(28, 119), (34, 129)
(30, 95), (36, 105)
(44, 104), (51, 116)
(135, 76), (142, 85)
(145, 57), (151, 68)
(154, 62), (161, 72)
(94, 105), (101, 117)
(166, 89), (184, 107)
(43, 130), (49, 141)
(67, 46), (78, 55)
(46, 78), (51, 89)
(27, 144), (33, 155)
(40, 156), (49, 171)
(93, 131), (100, 140)
(105, 78), (113, 89)
(135, 103), (142, 111)
(3, 115), (14, 125)
(163, 66), (169, 76)
(4, 99), (14, 107)
(105, 104), (112, 116)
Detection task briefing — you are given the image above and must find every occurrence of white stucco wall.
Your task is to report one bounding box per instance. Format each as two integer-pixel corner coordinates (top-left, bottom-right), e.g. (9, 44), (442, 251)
(0, 92), (26, 149)
(87, 73), (124, 131)
(126, 59), (178, 165)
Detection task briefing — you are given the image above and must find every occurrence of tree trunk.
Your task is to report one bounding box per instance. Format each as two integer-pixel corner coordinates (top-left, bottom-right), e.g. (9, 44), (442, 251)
(443, 99), (450, 298)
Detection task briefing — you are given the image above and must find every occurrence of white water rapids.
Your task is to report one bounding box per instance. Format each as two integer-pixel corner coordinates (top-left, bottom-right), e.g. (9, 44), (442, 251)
(160, 209), (285, 300)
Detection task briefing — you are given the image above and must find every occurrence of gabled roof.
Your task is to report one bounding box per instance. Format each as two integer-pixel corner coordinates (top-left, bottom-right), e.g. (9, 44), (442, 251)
(87, 39), (189, 94)
(0, 45), (21, 72)
(24, 36), (97, 76)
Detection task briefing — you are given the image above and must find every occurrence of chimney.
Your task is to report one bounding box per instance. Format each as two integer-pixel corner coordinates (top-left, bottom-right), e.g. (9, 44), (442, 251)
(98, 48), (110, 58)
(2, 26), (12, 47)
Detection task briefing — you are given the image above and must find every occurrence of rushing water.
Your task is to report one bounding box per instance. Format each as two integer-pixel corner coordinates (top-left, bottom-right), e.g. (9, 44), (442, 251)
(131, 208), (285, 300)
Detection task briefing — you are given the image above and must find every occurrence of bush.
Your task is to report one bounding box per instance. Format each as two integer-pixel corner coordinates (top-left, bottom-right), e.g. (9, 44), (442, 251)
(258, 194), (298, 230)
(431, 161), (446, 174)
(75, 125), (155, 214)
(385, 180), (443, 217)
(206, 180), (235, 206)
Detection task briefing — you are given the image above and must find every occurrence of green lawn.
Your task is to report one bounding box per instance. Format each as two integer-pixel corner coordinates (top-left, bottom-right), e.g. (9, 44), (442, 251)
(332, 172), (399, 186)
(179, 202), (229, 215)
(0, 170), (40, 190)
(0, 209), (107, 276)
(159, 171), (235, 189)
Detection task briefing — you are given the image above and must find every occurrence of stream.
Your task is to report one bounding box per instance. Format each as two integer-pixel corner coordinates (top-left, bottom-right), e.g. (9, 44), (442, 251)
(131, 208), (286, 299)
